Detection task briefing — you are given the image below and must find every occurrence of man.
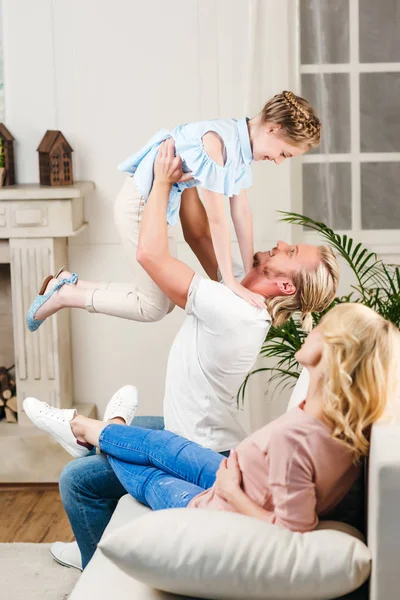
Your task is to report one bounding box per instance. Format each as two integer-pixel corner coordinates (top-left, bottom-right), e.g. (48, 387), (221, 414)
(49, 139), (339, 569)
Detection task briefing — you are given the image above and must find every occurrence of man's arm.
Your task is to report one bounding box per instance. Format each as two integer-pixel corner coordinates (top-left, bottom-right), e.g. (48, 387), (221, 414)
(136, 139), (195, 310)
(179, 187), (218, 281)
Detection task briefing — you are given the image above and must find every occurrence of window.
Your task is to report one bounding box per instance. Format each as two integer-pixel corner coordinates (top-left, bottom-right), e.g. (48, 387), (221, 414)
(299, 0), (400, 244)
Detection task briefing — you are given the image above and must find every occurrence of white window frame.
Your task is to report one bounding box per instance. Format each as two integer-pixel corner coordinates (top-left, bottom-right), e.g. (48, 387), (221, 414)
(292, 0), (400, 255)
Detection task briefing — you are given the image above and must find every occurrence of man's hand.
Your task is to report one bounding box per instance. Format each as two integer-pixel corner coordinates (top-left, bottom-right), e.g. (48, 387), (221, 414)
(214, 450), (243, 503)
(225, 279), (267, 309)
(154, 138), (193, 186)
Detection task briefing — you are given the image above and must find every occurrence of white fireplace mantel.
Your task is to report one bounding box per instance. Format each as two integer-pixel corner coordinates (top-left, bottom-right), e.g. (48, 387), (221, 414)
(0, 181), (93, 248)
(0, 182), (96, 482)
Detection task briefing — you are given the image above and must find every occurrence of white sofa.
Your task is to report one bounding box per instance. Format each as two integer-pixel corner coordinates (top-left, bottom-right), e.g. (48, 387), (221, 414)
(70, 371), (400, 600)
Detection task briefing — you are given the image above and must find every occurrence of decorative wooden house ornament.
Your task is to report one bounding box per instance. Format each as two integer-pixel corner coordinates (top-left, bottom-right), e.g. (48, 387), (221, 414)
(37, 130), (73, 186)
(0, 123), (16, 187)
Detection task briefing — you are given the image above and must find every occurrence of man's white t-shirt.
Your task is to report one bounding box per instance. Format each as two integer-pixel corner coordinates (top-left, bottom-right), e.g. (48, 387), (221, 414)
(164, 274), (271, 452)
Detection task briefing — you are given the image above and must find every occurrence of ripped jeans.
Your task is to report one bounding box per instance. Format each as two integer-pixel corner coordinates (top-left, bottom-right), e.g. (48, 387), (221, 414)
(98, 424), (226, 510)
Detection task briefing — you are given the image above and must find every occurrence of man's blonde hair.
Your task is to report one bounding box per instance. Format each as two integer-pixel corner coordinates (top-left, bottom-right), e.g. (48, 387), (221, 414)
(320, 303), (400, 458)
(265, 245), (339, 330)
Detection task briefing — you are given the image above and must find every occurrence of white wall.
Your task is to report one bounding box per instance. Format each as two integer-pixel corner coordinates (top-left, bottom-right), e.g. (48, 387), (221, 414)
(2, 0), (296, 426)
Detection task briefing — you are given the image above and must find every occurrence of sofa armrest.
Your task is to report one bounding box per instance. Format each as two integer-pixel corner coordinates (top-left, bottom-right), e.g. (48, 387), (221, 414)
(368, 421), (400, 600)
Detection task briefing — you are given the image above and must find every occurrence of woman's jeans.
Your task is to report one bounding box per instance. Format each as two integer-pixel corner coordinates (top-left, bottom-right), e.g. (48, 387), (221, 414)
(99, 424), (224, 511)
(59, 417), (225, 569)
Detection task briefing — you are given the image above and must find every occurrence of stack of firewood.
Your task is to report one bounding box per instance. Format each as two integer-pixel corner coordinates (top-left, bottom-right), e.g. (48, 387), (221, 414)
(0, 365), (17, 422)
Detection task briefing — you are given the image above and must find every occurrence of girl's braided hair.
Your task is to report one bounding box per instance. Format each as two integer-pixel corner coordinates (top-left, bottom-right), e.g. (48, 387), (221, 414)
(261, 90), (321, 148)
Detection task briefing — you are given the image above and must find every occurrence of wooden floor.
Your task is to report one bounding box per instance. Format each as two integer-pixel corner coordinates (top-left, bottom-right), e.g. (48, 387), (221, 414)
(0, 484), (74, 543)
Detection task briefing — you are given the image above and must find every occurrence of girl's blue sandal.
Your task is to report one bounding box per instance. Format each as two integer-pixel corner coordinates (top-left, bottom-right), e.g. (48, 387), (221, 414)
(26, 267), (78, 332)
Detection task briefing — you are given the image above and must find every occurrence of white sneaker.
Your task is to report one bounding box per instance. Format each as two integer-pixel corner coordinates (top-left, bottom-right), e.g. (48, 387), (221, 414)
(23, 397), (93, 459)
(50, 541), (82, 571)
(103, 385), (139, 425)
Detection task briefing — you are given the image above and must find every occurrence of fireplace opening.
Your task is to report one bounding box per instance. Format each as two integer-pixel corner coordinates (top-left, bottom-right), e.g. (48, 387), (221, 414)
(0, 263), (17, 422)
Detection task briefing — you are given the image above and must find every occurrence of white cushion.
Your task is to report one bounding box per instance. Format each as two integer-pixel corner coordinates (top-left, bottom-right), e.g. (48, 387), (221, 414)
(99, 508), (371, 600)
(70, 496), (186, 600)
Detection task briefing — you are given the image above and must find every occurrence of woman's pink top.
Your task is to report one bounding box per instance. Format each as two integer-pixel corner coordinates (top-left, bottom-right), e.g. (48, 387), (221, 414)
(188, 402), (360, 532)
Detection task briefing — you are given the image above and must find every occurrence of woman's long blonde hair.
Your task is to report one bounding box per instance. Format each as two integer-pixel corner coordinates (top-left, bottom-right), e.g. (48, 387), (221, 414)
(320, 303), (400, 459)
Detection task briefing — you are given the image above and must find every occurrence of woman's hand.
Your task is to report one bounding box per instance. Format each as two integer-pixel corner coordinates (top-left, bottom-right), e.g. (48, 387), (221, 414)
(214, 450), (243, 503)
(225, 279), (266, 309)
(154, 139), (193, 186)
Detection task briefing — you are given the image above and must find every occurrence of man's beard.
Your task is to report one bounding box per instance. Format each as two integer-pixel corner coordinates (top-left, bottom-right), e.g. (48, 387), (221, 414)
(253, 252), (277, 279)
(253, 252), (261, 268)
(253, 252), (269, 277)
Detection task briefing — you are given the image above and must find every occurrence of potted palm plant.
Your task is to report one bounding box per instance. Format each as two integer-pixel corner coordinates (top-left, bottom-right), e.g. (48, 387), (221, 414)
(239, 212), (400, 401)
(0, 138), (5, 186)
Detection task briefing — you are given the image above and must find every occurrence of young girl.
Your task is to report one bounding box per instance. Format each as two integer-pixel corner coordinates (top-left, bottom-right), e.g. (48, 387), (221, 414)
(24, 303), (400, 553)
(26, 91), (321, 330)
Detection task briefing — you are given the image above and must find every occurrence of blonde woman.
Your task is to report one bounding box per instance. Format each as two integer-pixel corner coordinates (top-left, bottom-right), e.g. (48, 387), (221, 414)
(24, 303), (400, 567)
(27, 91), (322, 331)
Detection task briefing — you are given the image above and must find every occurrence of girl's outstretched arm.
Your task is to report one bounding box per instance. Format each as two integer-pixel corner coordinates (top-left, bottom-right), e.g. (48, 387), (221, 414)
(202, 187), (235, 285)
(230, 190), (254, 275)
(179, 187), (218, 280)
(201, 132), (265, 308)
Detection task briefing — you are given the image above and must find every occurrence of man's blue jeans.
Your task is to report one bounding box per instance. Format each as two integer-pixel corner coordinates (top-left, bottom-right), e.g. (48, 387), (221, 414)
(59, 416), (165, 569)
(59, 417), (226, 569)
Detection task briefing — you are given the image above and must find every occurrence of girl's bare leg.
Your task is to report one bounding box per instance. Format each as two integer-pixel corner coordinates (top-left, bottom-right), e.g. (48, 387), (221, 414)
(56, 270), (106, 290)
(33, 280), (88, 321)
